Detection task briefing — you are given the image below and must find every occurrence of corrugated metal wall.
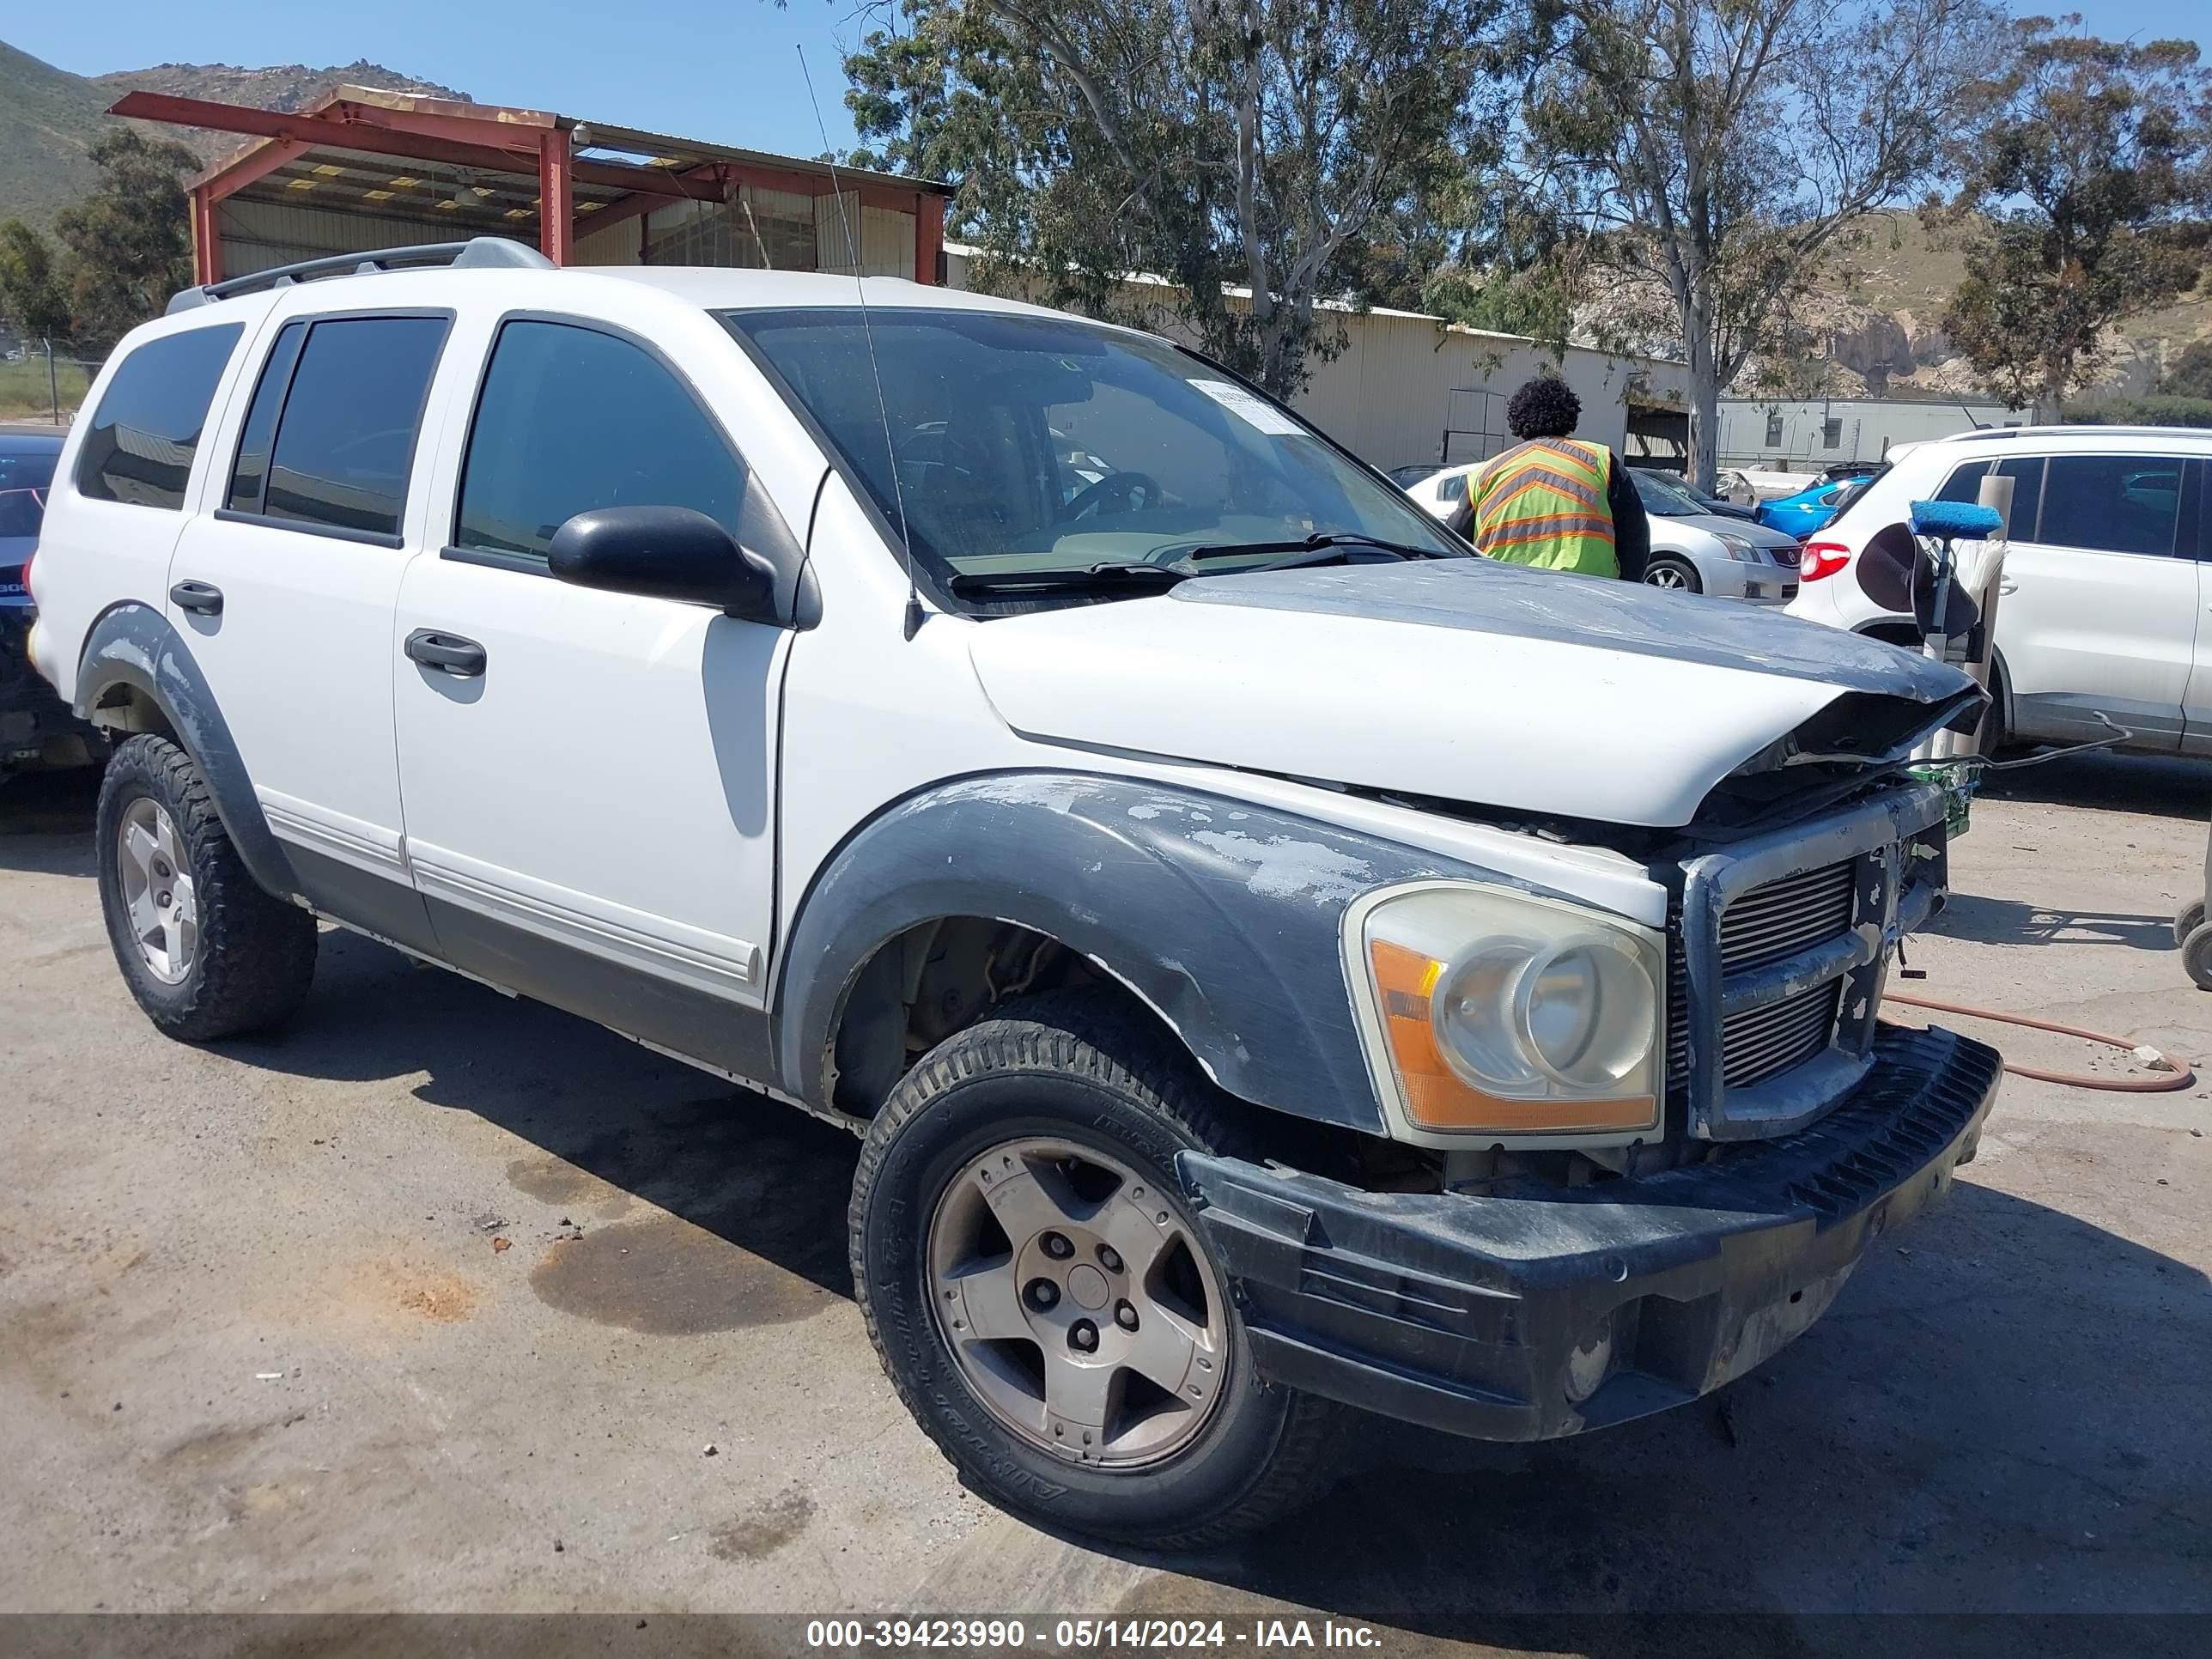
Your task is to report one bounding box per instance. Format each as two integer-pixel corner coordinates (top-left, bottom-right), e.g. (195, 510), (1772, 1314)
(812, 193), (915, 277)
(218, 198), (465, 276)
(1293, 311), (1686, 469)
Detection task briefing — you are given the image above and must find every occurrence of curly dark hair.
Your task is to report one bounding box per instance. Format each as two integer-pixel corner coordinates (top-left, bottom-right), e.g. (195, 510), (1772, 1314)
(1505, 376), (1583, 441)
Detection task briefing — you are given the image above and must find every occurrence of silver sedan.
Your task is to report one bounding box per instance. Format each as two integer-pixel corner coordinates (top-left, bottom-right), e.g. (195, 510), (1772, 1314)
(1629, 469), (1802, 605)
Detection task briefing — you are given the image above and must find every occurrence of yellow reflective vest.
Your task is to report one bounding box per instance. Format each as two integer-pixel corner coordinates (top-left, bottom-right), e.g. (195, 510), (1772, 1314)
(1470, 437), (1620, 579)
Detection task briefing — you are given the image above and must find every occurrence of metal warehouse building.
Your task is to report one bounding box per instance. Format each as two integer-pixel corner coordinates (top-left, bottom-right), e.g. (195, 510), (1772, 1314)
(109, 85), (951, 285)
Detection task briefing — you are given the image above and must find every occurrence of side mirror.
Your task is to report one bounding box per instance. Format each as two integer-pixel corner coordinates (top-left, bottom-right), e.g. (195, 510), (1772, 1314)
(547, 505), (779, 622)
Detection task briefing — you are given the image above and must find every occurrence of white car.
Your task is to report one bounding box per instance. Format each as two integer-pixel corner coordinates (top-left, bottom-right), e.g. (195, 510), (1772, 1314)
(1407, 459), (1801, 603)
(1785, 426), (2212, 755)
(31, 238), (1998, 1548)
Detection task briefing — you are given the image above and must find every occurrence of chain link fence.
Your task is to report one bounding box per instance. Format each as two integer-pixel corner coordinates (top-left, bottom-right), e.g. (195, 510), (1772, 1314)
(0, 341), (108, 427)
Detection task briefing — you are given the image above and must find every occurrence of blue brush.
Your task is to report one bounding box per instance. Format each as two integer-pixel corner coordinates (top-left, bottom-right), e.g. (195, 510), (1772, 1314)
(1908, 499), (2003, 541)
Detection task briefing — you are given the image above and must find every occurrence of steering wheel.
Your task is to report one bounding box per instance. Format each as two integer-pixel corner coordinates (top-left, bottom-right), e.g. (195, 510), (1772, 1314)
(1059, 471), (1162, 522)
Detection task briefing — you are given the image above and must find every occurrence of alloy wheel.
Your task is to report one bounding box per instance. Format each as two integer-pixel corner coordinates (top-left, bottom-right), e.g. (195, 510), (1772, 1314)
(927, 1136), (1228, 1469)
(117, 797), (198, 984)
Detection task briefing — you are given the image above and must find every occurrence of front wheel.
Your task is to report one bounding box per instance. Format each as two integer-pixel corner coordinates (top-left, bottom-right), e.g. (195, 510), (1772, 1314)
(1643, 556), (1701, 593)
(848, 991), (1334, 1548)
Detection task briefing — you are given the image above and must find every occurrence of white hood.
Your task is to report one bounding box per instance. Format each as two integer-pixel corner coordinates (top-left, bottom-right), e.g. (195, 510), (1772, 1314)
(966, 559), (1975, 829)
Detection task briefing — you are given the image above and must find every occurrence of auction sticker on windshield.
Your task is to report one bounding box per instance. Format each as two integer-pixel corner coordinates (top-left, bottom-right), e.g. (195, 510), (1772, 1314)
(1189, 379), (1307, 436)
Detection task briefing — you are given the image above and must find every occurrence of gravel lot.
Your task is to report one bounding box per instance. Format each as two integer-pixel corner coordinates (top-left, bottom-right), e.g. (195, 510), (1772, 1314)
(2, 752), (2207, 1648)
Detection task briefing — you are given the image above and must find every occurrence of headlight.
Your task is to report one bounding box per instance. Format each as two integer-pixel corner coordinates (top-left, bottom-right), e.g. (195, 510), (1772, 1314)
(1346, 883), (1664, 1142)
(1713, 531), (1762, 562)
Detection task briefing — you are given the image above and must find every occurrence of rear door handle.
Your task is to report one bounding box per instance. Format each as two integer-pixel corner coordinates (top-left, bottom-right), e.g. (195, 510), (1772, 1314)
(169, 580), (224, 616)
(1998, 579), (2019, 595)
(404, 629), (487, 678)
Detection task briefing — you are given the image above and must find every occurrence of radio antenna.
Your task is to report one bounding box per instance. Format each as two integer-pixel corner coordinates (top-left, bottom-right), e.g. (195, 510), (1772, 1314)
(798, 43), (924, 640)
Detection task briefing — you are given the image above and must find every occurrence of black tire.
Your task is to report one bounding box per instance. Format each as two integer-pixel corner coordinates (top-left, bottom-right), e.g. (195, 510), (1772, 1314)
(95, 733), (318, 1040)
(1644, 555), (1702, 593)
(2174, 901), (2204, 952)
(2185, 921), (2212, 993)
(1975, 659), (2011, 756)
(848, 989), (1336, 1548)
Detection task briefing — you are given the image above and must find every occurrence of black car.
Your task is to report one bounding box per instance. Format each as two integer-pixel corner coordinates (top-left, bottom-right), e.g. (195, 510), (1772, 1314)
(2, 428), (106, 776)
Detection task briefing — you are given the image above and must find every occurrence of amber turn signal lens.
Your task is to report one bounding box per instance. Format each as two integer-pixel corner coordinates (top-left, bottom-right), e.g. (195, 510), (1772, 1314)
(1369, 938), (1656, 1134)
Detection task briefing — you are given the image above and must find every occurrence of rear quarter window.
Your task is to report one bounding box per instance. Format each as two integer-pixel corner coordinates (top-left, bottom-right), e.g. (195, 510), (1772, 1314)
(73, 324), (245, 510)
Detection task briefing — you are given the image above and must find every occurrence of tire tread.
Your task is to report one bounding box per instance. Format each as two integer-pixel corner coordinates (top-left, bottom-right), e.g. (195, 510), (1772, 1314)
(848, 989), (1335, 1549)
(98, 734), (317, 1041)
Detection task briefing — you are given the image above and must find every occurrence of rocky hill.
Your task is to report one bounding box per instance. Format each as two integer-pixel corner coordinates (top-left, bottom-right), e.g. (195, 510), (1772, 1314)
(0, 39), (468, 231)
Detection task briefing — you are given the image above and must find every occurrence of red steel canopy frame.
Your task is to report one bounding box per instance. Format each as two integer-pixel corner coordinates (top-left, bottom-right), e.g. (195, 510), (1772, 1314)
(107, 88), (951, 286)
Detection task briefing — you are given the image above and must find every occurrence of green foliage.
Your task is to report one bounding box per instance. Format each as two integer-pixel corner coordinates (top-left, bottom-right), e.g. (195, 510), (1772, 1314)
(51, 128), (201, 349)
(2061, 395), (2212, 428)
(0, 220), (73, 343)
(1941, 16), (2212, 416)
(842, 0), (1512, 396)
(2158, 339), (2212, 400)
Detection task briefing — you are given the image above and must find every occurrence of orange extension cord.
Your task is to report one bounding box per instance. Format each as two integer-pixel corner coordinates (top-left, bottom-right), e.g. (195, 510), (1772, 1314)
(1881, 990), (2198, 1092)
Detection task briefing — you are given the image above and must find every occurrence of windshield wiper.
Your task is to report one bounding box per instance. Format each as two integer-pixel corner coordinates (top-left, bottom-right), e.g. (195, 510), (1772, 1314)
(1179, 532), (1446, 565)
(946, 562), (1188, 597)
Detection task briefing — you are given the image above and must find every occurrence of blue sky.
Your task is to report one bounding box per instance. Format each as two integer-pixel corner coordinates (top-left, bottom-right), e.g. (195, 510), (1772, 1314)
(9, 0), (2209, 167)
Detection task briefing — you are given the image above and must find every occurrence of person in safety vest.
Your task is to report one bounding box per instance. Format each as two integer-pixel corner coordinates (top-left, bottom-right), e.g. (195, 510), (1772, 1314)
(1469, 377), (1650, 581)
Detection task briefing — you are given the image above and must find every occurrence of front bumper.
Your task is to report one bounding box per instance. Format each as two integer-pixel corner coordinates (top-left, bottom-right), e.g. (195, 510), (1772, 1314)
(1177, 1024), (2000, 1442)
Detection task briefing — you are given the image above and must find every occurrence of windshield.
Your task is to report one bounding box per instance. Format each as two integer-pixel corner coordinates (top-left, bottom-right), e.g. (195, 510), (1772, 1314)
(720, 307), (1463, 592)
(1629, 468), (1707, 517)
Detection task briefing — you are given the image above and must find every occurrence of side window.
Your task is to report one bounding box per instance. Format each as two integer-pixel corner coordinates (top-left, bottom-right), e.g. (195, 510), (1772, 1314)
(1994, 456), (2045, 541)
(226, 321), (307, 513)
(74, 324), (244, 510)
(1934, 460), (1990, 502)
(455, 319), (780, 563)
(1439, 473), (1467, 504)
(2039, 454), (2183, 557)
(257, 316), (449, 539)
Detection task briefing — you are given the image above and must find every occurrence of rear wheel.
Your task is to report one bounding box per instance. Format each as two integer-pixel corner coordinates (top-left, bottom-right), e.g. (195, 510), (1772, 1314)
(95, 734), (318, 1040)
(848, 991), (1334, 1547)
(1643, 556), (1701, 593)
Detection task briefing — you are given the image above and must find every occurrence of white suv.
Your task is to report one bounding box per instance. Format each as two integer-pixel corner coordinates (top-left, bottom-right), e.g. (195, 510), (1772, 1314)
(31, 238), (2002, 1547)
(1785, 425), (2212, 754)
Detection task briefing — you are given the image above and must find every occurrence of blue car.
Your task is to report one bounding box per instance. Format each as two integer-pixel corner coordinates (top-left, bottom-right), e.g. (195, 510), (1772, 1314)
(1756, 477), (1869, 540)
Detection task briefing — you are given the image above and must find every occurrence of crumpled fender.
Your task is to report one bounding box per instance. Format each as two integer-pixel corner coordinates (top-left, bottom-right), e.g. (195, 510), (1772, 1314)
(773, 771), (1563, 1133)
(73, 601), (300, 902)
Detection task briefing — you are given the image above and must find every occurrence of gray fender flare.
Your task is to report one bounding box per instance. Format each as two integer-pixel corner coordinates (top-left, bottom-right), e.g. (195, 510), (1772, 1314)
(775, 771), (1499, 1134)
(73, 602), (301, 902)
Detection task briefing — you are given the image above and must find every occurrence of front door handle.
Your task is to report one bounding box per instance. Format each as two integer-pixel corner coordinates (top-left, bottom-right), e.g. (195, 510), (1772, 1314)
(1998, 579), (2019, 595)
(404, 629), (487, 678)
(170, 580), (224, 616)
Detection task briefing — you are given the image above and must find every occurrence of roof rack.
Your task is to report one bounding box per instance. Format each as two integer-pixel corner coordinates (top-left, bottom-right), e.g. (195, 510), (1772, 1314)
(167, 236), (554, 314)
(1943, 423), (2212, 444)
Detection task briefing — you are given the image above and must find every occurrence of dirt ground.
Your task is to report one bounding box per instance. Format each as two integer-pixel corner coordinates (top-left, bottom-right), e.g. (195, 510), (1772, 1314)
(2, 751), (2206, 1649)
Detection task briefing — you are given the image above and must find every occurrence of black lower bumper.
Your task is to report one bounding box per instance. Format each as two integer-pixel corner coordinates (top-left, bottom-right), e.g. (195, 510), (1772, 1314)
(1176, 1024), (2002, 1442)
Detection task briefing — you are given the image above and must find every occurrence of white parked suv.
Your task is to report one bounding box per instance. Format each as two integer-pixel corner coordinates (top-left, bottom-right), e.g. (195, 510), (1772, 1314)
(30, 238), (2002, 1547)
(1785, 425), (2212, 754)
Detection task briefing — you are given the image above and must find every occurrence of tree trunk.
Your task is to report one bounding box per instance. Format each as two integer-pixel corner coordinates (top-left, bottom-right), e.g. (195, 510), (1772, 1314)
(1685, 333), (1722, 495)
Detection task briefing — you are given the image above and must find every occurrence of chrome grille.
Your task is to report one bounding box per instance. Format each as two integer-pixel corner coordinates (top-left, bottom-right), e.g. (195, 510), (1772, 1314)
(1722, 981), (1845, 1088)
(1675, 783), (1948, 1140)
(1718, 859), (1856, 973)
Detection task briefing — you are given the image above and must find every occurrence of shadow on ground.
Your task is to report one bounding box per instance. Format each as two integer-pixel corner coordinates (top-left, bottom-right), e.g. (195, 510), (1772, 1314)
(9, 765), (2208, 1640)
(1925, 892), (2179, 951)
(158, 926), (2212, 1635)
(1978, 747), (2209, 821)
